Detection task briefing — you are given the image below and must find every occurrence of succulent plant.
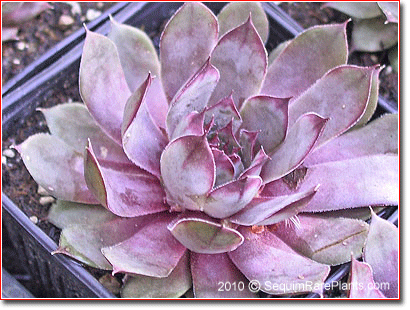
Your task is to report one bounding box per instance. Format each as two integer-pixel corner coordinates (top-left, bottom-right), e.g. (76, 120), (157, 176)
(15, 2), (399, 298)
(2, 2), (52, 41)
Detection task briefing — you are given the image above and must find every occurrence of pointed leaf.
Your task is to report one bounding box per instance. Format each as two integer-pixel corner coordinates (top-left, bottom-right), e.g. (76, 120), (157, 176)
(160, 134), (215, 211)
(15, 134), (98, 204)
(288, 65), (374, 146)
(48, 200), (116, 229)
(229, 186), (317, 226)
(301, 155), (399, 212)
(228, 227), (330, 295)
(261, 113), (328, 183)
(273, 215), (369, 266)
(240, 95), (289, 154)
(212, 148), (235, 187)
(102, 213), (187, 277)
(363, 210), (399, 298)
(217, 120), (241, 155)
(324, 2), (382, 19)
(122, 75), (168, 178)
(121, 252), (191, 298)
(239, 148), (270, 178)
(348, 257), (386, 298)
(79, 29), (131, 144)
(108, 17), (160, 92)
(171, 110), (205, 142)
(40, 103), (129, 163)
(305, 114), (398, 166)
(262, 23), (348, 99)
(168, 214), (244, 254)
(166, 60), (219, 137)
(351, 17), (398, 52)
(239, 130), (259, 168)
(217, 2), (269, 43)
(378, 2), (399, 23)
(203, 176), (262, 219)
(84, 142), (168, 217)
(210, 17), (267, 109)
(205, 94), (241, 132)
(191, 253), (257, 298)
(160, 2), (218, 102)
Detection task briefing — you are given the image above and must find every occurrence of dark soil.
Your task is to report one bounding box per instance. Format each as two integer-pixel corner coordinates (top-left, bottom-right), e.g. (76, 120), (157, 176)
(2, 2), (398, 299)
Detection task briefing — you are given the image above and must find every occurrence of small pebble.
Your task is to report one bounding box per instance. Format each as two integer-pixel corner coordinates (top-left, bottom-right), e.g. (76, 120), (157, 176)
(58, 15), (75, 29)
(370, 55), (378, 63)
(86, 9), (101, 21)
(3, 149), (15, 158)
(12, 58), (20, 65)
(39, 196), (55, 205)
(2, 156), (7, 165)
(30, 215), (39, 224)
(37, 185), (49, 196)
(16, 41), (26, 51)
(385, 65), (393, 75)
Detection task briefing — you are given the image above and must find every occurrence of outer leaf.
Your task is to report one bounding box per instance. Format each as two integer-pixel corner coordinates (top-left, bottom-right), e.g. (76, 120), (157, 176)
(348, 257), (386, 298)
(108, 17), (160, 92)
(304, 114), (398, 166)
(2, 2), (51, 26)
(54, 217), (143, 270)
(261, 23), (348, 99)
(40, 103), (129, 163)
(203, 176), (263, 219)
(166, 60), (219, 138)
(363, 210), (399, 298)
(324, 2), (382, 19)
(378, 2), (399, 23)
(191, 253), (257, 298)
(102, 213), (187, 277)
(301, 155), (399, 212)
(229, 227), (330, 295)
(79, 29), (131, 144)
(168, 214), (244, 254)
(240, 95), (289, 154)
(260, 113), (328, 183)
(121, 252), (191, 298)
(351, 17), (398, 52)
(273, 215), (369, 266)
(121, 74), (168, 178)
(84, 141), (167, 217)
(15, 134), (98, 204)
(268, 40), (291, 65)
(160, 2), (218, 102)
(160, 134), (215, 211)
(217, 2), (269, 43)
(288, 65), (374, 146)
(210, 17), (267, 109)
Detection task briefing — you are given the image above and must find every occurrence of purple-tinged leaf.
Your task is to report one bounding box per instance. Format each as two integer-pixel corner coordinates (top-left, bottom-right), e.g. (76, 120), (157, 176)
(84, 141), (168, 217)
(160, 134), (215, 211)
(348, 257), (386, 298)
(144, 77), (169, 131)
(15, 134), (98, 204)
(212, 148), (235, 187)
(268, 40), (291, 65)
(363, 210), (399, 298)
(205, 93), (241, 132)
(102, 213), (187, 277)
(210, 17), (267, 109)
(273, 215), (369, 265)
(304, 113), (398, 166)
(79, 29), (131, 144)
(191, 252), (257, 298)
(122, 74), (168, 178)
(2, 2), (51, 26)
(261, 22), (348, 99)
(378, 2), (399, 23)
(203, 176), (262, 219)
(40, 103), (129, 163)
(171, 110), (206, 141)
(351, 17), (398, 52)
(48, 200), (117, 229)
(239, 130), (259, 168)
(288, 65), (374, 146)
(2, 27), (18, 41)
(160, 2), (218, 102)
(301, 155), (399, 212)
(229, 227), (330, 295)
(229, 186), (317, 226)
(217, 2), (269, 43)
(168, 214), (244, 254)
(54, 217), (145, 270)
(121, 252), (191, 298)
(240, 95), (289, 154)
(323, 2), (382, 19)
(166, 60), (219, 138)
(229, 153), (245, 178)
(261, 113), (328, 183)
(108, 17), (160, 92)
(239, 148), (270, 178)
(217, 120), (241, 155)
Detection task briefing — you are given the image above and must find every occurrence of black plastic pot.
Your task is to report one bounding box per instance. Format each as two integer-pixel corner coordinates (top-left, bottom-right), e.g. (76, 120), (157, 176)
(2, 2), (398, 298)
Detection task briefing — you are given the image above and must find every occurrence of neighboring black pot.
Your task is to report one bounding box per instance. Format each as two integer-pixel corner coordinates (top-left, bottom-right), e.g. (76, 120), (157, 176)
(2, 2), (398, 298)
